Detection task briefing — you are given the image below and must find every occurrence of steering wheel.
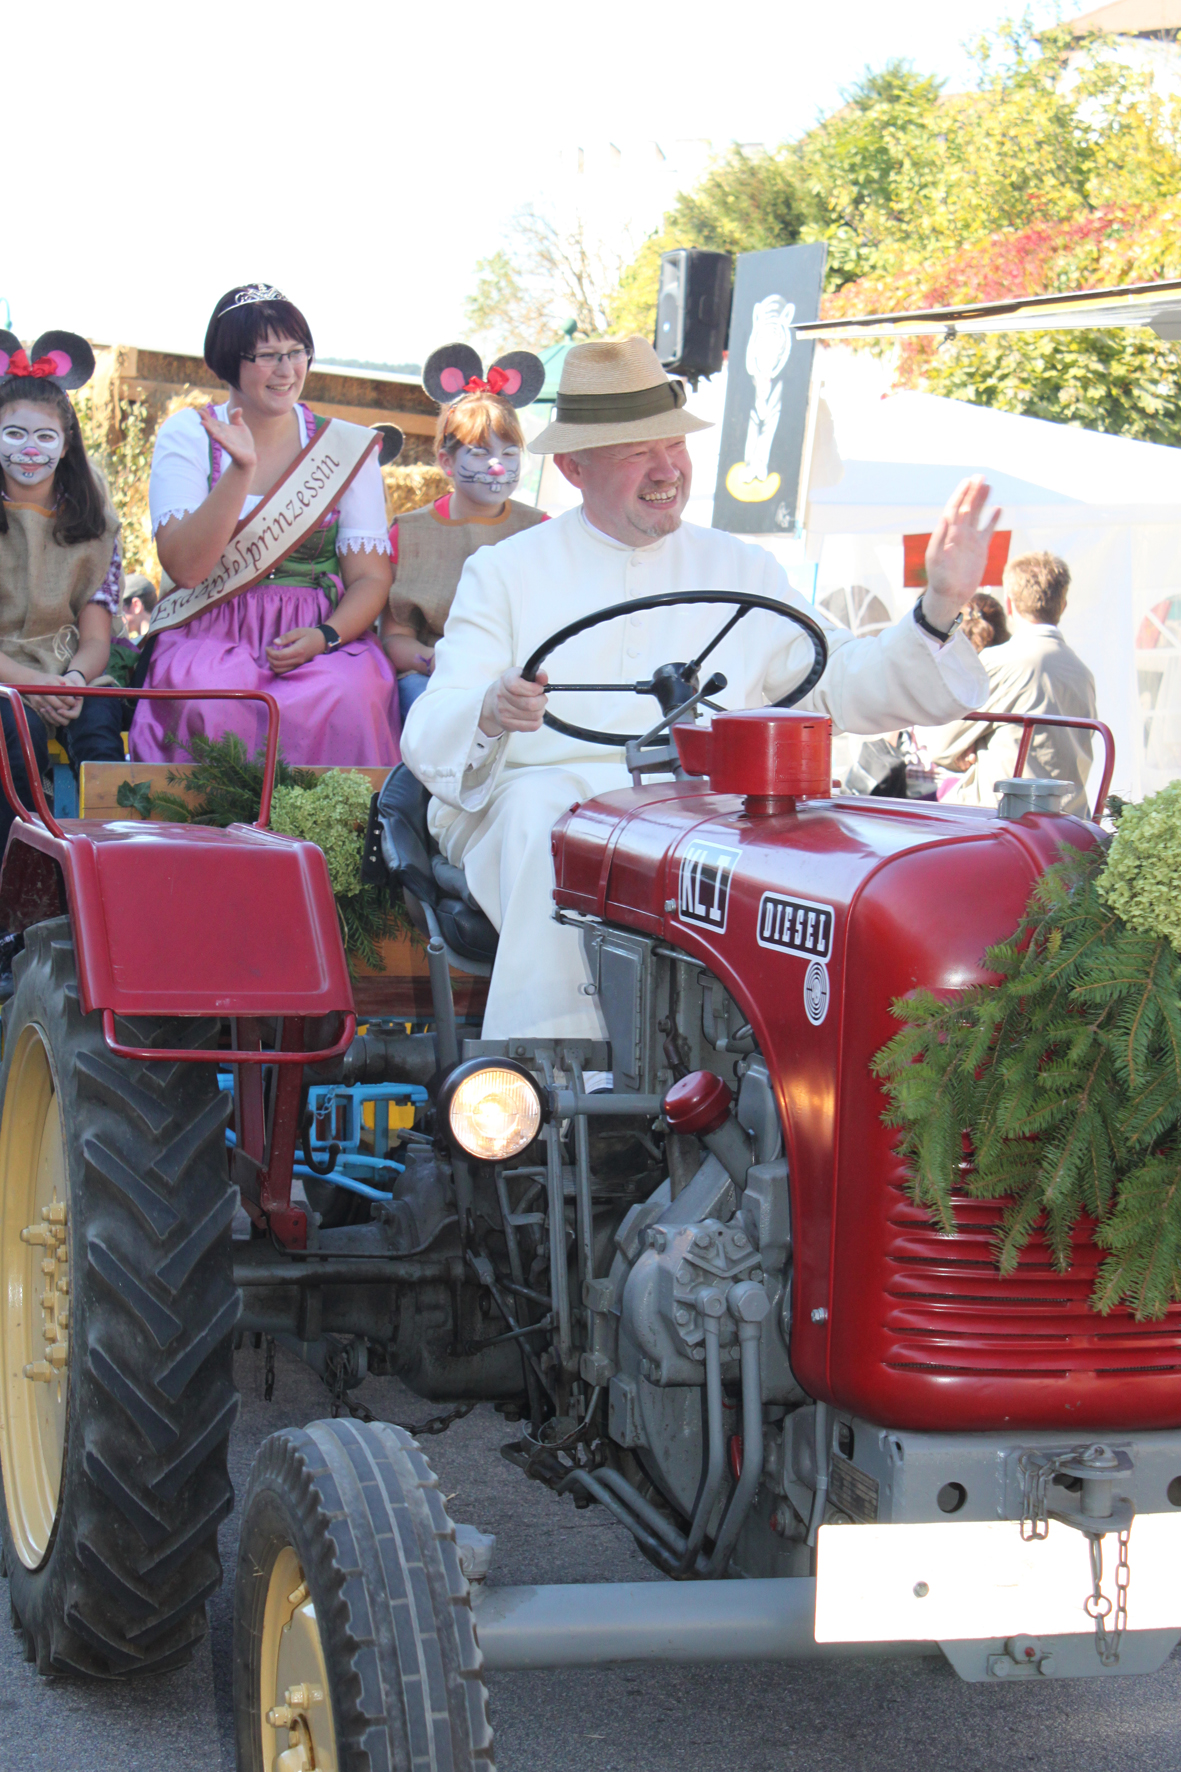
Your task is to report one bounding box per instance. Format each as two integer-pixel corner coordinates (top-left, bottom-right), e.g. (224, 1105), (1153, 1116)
(520, 590), (829, 746)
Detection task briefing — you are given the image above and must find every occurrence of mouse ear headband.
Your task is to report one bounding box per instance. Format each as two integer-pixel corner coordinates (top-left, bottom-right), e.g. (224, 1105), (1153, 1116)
(371, 423), (404, 467)
(0, 329), (96, 392)
(422, 342), (545, 411)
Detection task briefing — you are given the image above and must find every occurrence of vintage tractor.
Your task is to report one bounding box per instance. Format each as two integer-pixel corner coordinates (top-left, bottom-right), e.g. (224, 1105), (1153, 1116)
(0, 595), (1175, 1772)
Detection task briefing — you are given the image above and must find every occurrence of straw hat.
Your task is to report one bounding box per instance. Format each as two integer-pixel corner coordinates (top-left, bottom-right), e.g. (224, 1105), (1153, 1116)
(529, 336), (713, 454)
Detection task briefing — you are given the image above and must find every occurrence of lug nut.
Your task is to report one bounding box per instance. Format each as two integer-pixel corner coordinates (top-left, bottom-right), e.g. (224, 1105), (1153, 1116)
(284, 1683), (324, 1707)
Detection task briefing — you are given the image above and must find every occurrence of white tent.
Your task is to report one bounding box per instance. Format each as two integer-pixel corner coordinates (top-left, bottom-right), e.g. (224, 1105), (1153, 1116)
(675, 365), (1181, 801)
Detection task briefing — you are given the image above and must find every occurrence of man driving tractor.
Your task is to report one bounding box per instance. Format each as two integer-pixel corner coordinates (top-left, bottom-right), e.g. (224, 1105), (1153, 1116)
(400, 336), (996, 1038)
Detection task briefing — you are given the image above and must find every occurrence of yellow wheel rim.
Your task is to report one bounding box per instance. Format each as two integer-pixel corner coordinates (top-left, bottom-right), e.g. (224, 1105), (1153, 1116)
(0, 1024), (70, 1569)
(259, 1545), (337, 1772)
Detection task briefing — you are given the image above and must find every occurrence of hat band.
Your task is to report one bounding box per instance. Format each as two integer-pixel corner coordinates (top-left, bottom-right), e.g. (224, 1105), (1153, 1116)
(554, 378), (687, 425)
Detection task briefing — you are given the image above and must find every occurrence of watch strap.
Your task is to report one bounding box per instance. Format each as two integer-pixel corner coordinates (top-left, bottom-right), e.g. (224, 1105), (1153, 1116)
(913, 597), (961, 643)
(317, 623), (342, 653)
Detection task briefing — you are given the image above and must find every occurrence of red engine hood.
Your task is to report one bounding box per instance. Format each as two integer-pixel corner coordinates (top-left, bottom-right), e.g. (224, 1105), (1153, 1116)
(552, 785), (1181, 1434)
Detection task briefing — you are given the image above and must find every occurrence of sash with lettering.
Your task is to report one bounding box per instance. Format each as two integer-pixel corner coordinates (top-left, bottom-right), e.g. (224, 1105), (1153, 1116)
(148, 417), (379, 635)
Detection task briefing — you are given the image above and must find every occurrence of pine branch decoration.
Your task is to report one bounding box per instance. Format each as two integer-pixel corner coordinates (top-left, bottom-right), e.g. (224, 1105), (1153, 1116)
(873, 808), (1181, 1321)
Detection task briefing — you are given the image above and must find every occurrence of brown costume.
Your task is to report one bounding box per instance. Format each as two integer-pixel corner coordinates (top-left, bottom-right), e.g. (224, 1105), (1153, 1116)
(0, 469), (121, 675)
(390, 495), (548, 648)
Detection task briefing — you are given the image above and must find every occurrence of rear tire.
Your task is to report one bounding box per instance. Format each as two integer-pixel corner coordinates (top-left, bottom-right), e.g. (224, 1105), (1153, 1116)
(0, 917), (238, 1676)
(234, 1418), (495, 1772)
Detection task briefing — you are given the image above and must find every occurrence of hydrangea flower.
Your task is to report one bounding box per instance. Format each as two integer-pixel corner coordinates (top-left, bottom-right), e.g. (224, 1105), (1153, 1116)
(270, 770), (375, 898)
(1097, 778), (1181, 952)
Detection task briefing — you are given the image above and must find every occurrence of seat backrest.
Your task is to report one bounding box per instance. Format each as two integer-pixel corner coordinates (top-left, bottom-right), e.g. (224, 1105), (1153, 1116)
(375, 764), (436, 902)
(374, 764), (500, 970)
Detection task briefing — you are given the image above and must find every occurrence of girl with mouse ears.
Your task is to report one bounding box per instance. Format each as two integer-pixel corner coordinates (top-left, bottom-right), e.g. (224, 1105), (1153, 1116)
(0, 328), (125, 852)
(380, 342), (547, 724)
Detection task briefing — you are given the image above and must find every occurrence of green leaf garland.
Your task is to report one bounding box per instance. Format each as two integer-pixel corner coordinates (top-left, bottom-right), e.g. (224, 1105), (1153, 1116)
(873, 802), (1181, 1321)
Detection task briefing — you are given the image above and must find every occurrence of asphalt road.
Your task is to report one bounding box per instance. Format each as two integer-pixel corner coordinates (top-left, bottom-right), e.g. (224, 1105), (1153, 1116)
(1, 1342), (1180, 1772)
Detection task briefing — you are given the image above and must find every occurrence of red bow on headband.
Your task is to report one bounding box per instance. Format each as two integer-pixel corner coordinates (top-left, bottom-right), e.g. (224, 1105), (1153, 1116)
(5, 348), (58, 379)
(464, 366), (512, 396)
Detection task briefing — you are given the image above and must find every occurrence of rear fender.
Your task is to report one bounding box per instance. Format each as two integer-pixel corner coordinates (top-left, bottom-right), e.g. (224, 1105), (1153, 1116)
(0, 818), (355, 1027)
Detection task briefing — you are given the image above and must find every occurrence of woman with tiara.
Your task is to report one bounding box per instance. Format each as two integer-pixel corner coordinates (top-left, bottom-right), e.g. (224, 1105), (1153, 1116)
(130, 284), (399, 765)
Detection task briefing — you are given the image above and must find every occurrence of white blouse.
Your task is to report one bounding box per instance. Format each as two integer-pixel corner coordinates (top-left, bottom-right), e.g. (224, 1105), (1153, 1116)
(149, 402), (391, 556)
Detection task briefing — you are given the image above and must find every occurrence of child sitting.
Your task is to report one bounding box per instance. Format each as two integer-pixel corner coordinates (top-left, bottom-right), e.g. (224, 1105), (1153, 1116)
(381, 343), (546, 724)
(0, 328), (124, 850)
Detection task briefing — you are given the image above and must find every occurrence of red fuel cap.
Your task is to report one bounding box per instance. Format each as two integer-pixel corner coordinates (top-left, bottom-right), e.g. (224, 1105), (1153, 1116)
(664, 1071), (733, 1137)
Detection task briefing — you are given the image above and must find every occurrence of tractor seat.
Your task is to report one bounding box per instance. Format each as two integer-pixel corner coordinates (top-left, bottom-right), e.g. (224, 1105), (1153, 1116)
(369, 765), (498, 969)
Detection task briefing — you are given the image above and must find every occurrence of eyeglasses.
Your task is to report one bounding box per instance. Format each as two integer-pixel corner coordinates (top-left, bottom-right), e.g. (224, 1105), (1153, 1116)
(241, 347), (310, 368)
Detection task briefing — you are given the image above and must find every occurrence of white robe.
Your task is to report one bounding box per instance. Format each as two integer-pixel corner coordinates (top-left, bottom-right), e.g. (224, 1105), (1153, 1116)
(401, 509), (989, 1038)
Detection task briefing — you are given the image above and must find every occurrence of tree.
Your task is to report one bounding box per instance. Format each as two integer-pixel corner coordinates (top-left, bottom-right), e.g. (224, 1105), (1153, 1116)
(602, 17), (1181, 440)
(464, 206), (625, 354)
(607, 145), (804, 337)
(826, 196), (1181, 442)
(793, 61), (946, 288)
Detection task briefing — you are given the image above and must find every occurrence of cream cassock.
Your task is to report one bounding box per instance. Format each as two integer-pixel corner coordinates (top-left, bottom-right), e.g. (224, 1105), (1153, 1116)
(401, 508), (989, 1039)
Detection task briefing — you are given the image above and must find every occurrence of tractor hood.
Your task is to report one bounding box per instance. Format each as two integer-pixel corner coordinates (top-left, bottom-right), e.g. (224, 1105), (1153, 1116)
(550, 712), (1181, 1434)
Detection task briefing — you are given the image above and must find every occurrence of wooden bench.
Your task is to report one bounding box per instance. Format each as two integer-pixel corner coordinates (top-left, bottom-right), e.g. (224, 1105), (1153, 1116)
(76, 762), (490, 1022)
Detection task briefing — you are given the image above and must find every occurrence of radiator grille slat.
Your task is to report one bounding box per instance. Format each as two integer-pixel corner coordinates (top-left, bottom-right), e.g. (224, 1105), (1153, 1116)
(879, 1177), (1181, 1380)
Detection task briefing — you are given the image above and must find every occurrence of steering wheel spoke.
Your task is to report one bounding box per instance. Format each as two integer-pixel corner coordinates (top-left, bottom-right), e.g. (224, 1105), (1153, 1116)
(520, 590), (828, 748)
(542, 682), (643, 694)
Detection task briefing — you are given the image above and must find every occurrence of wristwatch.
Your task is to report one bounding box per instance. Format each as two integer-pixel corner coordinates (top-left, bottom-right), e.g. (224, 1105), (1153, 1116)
(913, 596), (962, 643)
(316, 623), (342, 654)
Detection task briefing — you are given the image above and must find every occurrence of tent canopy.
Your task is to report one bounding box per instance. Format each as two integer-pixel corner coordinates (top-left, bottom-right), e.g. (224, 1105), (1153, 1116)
(806, 389), (1181, 533)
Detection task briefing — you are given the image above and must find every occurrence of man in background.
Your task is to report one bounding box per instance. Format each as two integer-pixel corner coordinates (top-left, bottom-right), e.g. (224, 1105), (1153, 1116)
(928, 552), (1097, 815)
(121, 574), (157, 642)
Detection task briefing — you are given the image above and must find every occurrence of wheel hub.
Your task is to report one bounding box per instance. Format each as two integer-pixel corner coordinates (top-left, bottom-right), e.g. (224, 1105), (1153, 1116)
(0, 1026), (71, 1569)
(260, 1549), (336, 1772)
(22, 1201), (69, 1385)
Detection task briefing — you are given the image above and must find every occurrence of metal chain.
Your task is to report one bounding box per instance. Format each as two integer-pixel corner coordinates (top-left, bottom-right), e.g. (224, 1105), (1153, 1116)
(1086, 1528), (1131, 1666)
(343, 1391), (478, 1438)
(1018, 1449), (1054, 1539)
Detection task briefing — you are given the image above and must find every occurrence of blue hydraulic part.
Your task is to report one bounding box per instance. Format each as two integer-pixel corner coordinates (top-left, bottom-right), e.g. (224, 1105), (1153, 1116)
(223, 1129), (395, 1202)
(218, 1076), (428, 1205)
(306, 1082), (428, 1160)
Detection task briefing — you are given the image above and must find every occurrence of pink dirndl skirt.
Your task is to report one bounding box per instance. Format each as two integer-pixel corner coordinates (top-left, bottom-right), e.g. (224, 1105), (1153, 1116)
(128, 584), (401, 766)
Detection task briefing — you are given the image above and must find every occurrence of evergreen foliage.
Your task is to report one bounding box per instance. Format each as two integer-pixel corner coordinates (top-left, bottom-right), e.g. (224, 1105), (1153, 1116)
(603, 21), (1181, 444)
(116, 732), (412, 970)
(873, 818), (1181, 1321)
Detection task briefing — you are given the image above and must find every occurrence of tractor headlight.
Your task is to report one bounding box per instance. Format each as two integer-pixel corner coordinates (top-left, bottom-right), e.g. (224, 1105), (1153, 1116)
(441, 1060), (544, 1162)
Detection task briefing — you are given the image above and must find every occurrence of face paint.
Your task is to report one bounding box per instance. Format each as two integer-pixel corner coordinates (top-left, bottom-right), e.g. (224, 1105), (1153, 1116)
(0, 404), (66, 491)
(449, 431), (521, 506)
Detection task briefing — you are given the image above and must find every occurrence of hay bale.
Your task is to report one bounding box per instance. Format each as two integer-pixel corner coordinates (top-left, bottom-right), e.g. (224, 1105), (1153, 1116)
(382, 463), (450, 523)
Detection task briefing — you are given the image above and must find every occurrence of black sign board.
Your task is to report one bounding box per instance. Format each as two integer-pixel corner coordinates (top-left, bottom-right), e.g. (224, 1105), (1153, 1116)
(712, 242), (828, 535)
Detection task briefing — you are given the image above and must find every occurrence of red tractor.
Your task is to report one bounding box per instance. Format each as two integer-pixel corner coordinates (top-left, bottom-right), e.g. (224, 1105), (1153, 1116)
(0, 596), (1172, 1772)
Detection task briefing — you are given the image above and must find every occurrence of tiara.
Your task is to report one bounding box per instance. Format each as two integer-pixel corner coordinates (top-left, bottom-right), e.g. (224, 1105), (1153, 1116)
(216, 283), (287, 318)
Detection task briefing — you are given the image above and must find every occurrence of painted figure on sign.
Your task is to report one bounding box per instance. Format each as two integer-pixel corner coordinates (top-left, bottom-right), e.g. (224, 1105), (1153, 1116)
(131, 284), (399, 766)
(725, 295), (795, 503)
(0, 328), (125, 855)
(380, 342), (547, 724)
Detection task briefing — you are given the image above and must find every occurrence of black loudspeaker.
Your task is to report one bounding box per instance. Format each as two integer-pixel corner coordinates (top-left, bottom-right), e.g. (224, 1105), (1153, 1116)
(655, 249), (733, 384)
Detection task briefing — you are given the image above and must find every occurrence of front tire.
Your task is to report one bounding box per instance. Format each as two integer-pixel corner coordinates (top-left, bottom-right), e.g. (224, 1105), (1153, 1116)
(0, 918), (238, 1676)
(234, 1418), (495, 1772)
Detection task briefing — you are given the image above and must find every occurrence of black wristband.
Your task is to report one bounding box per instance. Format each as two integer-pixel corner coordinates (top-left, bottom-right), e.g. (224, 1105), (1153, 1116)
(913, 596), (961, 643)
(316, 623), (342, 654)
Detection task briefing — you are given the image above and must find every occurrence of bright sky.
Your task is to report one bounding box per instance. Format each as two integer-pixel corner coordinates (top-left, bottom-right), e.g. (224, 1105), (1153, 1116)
(4, 0), (1058, 367)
